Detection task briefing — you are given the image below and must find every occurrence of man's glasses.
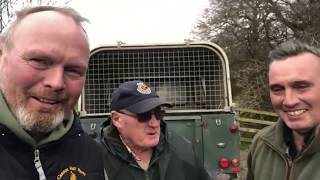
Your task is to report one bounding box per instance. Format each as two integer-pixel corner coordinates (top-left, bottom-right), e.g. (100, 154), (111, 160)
(118, 108), (165, 123)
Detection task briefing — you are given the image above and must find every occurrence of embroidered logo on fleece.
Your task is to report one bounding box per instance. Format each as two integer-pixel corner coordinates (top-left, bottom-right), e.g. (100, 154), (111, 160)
(56, 166), (86, 180)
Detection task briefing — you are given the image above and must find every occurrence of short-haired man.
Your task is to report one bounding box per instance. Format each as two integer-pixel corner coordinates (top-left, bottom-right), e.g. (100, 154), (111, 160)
(0, 6), (105, 179)
(101, 80), (210, 180)
(246, 40), (320, 180)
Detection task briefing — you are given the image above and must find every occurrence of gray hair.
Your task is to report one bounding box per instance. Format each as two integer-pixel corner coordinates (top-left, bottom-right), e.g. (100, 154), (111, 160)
(268, 39), (320, 65)
(0, 6), (89, 50)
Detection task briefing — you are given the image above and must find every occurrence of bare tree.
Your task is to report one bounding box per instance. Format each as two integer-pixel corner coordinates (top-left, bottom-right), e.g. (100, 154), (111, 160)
(1, 0), (15, 32)
(193, 0), (320, 110)
(0, 0), (72, 32)
(267, 0), (320, 45)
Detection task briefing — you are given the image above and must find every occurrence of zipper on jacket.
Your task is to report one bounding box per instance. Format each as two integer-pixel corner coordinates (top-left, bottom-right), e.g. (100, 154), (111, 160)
(34, 149), (47, 180)
(286, 158), (293, 180)
(286, 143), (310, 180)
(264, 140), (293, 180)
(144, 171), (150, 180)
(285, 148), (293, 180)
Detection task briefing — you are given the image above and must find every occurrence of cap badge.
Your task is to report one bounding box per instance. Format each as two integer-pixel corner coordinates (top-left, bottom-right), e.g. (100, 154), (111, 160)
(136, 82), (151, 94)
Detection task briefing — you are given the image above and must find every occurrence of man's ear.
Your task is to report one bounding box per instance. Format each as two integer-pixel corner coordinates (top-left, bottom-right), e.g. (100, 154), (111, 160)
(111, 111), (122, 128)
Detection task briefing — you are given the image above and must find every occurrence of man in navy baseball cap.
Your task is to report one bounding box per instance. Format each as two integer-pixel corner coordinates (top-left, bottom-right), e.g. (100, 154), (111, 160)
(100, 80), (210, 180)
(111, 80), (170, 114)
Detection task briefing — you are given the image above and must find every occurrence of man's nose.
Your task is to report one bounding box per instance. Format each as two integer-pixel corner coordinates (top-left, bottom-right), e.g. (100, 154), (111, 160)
(148, 113), (160, 127)
(43, 67), (65, 91)
(282, 89), (299, 107)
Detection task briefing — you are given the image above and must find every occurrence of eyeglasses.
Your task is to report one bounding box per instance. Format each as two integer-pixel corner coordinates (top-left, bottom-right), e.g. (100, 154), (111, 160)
(118, 108), (165, 123)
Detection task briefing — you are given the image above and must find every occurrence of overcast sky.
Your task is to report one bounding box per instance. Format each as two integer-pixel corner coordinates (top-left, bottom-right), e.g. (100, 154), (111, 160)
(68, 0), (209, 48)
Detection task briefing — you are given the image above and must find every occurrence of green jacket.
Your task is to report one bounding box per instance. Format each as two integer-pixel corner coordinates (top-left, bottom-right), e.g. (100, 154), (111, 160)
(101, 120), (210, 180)
(246, 120), (320, 180)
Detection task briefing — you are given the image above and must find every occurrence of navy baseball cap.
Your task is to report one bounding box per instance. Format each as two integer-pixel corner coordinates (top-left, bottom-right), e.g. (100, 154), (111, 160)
(111, 80), (171, 114)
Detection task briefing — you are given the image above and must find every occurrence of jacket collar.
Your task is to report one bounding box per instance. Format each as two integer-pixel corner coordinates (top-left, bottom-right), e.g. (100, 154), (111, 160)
(262, 120), (320, 157)
(101, 118), (167, 163)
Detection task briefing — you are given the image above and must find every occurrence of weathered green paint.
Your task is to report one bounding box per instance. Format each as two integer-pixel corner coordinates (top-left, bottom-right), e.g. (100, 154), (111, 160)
(202, 113), (240, 177)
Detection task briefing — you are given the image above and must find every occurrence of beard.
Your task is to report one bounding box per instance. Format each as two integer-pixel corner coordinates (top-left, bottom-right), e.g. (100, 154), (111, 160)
(12, 89), (67, 133)
(15, 104), (65, 133)
(0, 73), (66, 133)
(0, 58), (67, 134)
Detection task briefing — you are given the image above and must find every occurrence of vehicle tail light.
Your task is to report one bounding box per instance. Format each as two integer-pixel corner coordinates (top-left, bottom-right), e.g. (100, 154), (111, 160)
(229, 124), (238, 133)
(219, 158), (230, 169)
(231, 158), (240, 167)
(230, 167), (241, 173)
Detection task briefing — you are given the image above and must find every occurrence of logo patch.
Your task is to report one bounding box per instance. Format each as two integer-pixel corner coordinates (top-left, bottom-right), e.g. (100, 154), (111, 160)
(57, 166), (86, 180)
(136, 82), (151, 94)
